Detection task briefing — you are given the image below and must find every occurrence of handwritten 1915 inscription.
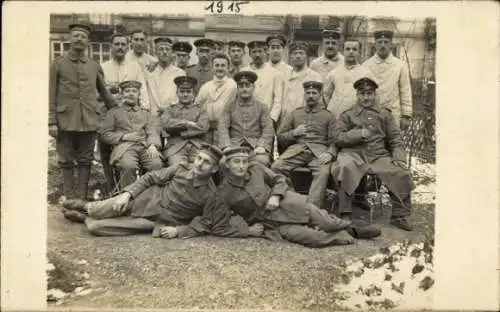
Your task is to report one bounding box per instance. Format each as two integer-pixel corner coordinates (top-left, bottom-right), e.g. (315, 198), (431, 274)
(205, 1), (249, 14)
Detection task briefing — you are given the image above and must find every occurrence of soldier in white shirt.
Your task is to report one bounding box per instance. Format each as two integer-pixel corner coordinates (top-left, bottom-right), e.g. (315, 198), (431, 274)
(323, 39), (375, 117)
(266, 34), (292, 80)
(362, 29), (412, 130)
(241, 41), (283, 124)
(125, 29), (158, 72)
(195, 53), (237, 146)
(310, 29), (345, 80)
(146, 37), (186, 116)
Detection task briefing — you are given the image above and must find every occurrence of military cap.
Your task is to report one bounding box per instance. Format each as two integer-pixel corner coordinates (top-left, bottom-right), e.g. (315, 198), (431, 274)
(174, 76), (198, 89)
(223, 146), (252, 159)
(119, 80), (142, 90)
(234, 71), (258, 84)
(199, 143), (224, 163)
(154, 36), (173, 45)
(374, 29), (394, 40)
(228, 40), (246, 49)
(321, 29), (341, 40)
(266, 34), (287, 47)
(289, 41), (309, 53)
(172, 41), (193, 54)
(353, 77), (379, 90)
(303, 81), (323, 91)
(247, 41), (267, 51)
(68, 22), (92, 34)
(194, 38), (216, 49)
(214, 40), (225, 48)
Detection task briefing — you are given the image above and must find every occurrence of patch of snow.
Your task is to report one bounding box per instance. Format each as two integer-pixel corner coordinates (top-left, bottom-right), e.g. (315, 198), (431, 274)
(47, 288), (68, 300)
(46, 262), (55, 272)
(76, 259), (88, 265)
(336, 240), (434, 310)
(76, 288), (93, 296)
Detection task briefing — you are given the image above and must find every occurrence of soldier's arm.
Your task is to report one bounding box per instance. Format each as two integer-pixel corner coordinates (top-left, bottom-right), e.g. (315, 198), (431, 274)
(100, 110), (124, 145)
(333, 112), (364, 147)
(137, 65), (151, 111)
(122, 164), (181, 198)
(269, 72), (283, 122)
(260, 163), (288, 198)
(327, 111), (338, 157)
(258, 104), (275, 153)
(48, 60), (59, 126)
(175, 193), (251, 238)
(181, 107), (210, 139)
(96, 63), (118, 109)
(385, 110), (406, 162)
(276, 112), (296, 145)
(399, 63), (413, 118)
(160, 106), (188, 133)
(323, 71), (336, 105)
(217, 103), (233, 149)
(145, 114), (162, 149)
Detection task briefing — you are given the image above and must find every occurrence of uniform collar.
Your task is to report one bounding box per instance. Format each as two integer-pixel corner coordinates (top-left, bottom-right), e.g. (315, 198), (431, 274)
(225, 170), (251, 188)
(248, 62), (268, 70)
(354, 103), (381, 115)
(321, 54), (340, 64)
(177, 101), (196, 108)
(344, 62), (360, 71)
(304, 104), (321, 113)
(67, 50), (88, 63)
(237, 97), (256, 107)
(123, 104), (140, 112)
(186, 169), (211, 187)
(374, 53), (395, 64)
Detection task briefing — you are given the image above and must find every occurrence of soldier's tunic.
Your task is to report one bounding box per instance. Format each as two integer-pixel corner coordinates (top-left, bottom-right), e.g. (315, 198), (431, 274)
(146, 64), (186, 115)
(125, 50), (158, 72)
(323, 63), (375, 118)
(362, 53), (413, 121)
(160, 101), (210, 165)
(186, 63), (213, 95)
(272, 105), (336, 210)
(218, 163), (353, 248)
(241, 63), (283, 122)
(331, 104), (413, 217)
(280, 67), (323, 126)
(101, 59), (150, 111)
(228, 63), (244, 78)
(269, 60), (292, 81)
(218, 97), (275, 164)
(310, 54), (345, 81)
(195, 77), (238, 145)
(85, 163), (252, 237)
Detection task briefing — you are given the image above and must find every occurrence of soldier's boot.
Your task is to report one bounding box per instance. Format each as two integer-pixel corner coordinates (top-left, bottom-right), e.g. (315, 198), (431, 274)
(61, 167), (76, 200)
(75, 165), (91, 201)
(338, 188), (353, 222)
(389, 192), (413, 231)
(353, 179), (372, 211)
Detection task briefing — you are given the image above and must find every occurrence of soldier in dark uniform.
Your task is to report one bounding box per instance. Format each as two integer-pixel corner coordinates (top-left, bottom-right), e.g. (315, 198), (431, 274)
(228, 40), (246, 77)
(272, 81), (336, 210)
(172, 41), (193, 70)
(218, 147), (381, 248)
(63, 144), (263, 239)
(49, 22), (117, 212)
(160, 76), (210, 165)
(218, 71), (274, 166)
(186, 38), (215, 95)
(331, 77), (414, 231)
(99, 80), (163, 189)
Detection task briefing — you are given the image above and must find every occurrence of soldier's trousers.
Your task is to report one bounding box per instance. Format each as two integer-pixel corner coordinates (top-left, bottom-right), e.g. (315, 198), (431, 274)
(116, 145), (163, 188)
(165, 143), (199, 166)
(338, 187), (412, 218)
(57, 131), (96, 199)
(271, 149), (330, 209)
(84, 196), (155, 236)
(98, 139), (114, 197)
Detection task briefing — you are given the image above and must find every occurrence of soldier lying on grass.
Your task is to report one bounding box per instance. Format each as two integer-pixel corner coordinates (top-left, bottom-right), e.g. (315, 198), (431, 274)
(216, 146), (381, 248)
(62, 144), (263, 238)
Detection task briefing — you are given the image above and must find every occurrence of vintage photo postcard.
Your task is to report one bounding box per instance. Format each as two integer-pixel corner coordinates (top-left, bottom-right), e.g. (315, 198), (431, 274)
(2, 1), (499, 311)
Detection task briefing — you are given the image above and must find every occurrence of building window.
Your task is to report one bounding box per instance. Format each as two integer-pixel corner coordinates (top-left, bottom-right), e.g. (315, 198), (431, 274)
(152, 19), (165, 31)
(90, 42), (111, 63)
(51, 41), (72, 60)
(308, 44), (320, 65)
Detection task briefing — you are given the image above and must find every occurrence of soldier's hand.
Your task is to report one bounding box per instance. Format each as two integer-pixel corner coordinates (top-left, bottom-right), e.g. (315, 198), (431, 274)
(159, 226), (179, 238)
(146, 145), (162, 160)
(49, 125), (58, 138)
(112, 192), (131, 214)
(293, 124), (307, 137)
(318, 152), (333, 165)
(360, 128), (372, 140)
(400, 116), (411, 131)
(265, 195), (281, 211)
(254, 146), (266, 154)
(185, 120), (203, 130)
(392, 159), (407, 169)
(146, 62), (159, 73)
(248, 223), (264, 237)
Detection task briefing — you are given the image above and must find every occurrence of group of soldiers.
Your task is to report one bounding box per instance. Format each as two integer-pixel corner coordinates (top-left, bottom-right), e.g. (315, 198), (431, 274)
(49, 21), (414, 248)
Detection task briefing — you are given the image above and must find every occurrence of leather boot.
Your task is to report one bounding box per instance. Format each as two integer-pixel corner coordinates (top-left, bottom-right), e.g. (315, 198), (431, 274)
(338, 187), (353, 216)
(75, 165), (91, 200)
(61, 167), (76, 199)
